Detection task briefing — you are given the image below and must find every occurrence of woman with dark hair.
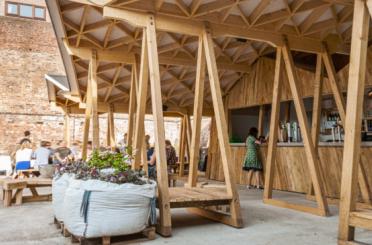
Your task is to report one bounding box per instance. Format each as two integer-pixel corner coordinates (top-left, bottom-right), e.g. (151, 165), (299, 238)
(242, 127), (263, 189)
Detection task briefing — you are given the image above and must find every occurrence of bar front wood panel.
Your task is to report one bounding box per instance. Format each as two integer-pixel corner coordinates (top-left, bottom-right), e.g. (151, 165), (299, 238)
(208, 144), (372, 200)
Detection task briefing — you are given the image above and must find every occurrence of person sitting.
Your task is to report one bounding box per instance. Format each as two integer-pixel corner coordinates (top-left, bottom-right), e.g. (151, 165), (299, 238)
(70, 140), (82, 160)
(147, 140), (177, 179)
(165, 140), (177, 173)
(33, 141), (52, 169)
(15, 140), (33, 171)
(53, 141), (72, 164)
(33, 141), (55, 178)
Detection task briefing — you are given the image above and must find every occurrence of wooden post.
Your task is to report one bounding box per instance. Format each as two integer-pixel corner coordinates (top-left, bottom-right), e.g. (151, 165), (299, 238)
(141, 134), (148, 175)
(338, 0), (370, 241)
(263, 48), (283, 200)
(91, 50), (99, 149)
(188, 36), (206, 187)
(82, 59), (93, 160)
(185, 114), (192, 162)
(133, 30), (149, 170)
(322, 47), (346, 124)
(106, 112), (111, 146)
(108, 105), (115, 148)
(63, 108), (71, 147)
(146, 16), (172, 236)
(281, 41), (329, 216)
(257, 105), (265, 136)
(203, 28), (242, 227)
(323, 26), (371, 205)
(178, 116), (186, 177)
(127, 65), (137, 147)
(308, 53), (324, 196)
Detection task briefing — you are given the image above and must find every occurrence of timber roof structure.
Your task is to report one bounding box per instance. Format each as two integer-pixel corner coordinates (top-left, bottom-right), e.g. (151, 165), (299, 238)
(46, 0), (361, 114)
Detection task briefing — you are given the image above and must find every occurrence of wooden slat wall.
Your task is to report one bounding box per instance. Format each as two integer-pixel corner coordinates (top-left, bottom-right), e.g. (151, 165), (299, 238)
(227, 54), (372, 109)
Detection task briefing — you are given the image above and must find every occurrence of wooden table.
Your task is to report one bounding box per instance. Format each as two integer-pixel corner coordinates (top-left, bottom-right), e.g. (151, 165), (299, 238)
(0, 177), (52, 207)
(17, 169), (40, 178)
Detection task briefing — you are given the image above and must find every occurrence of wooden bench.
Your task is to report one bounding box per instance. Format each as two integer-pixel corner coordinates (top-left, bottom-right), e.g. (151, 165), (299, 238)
(0, 177), (52, 207)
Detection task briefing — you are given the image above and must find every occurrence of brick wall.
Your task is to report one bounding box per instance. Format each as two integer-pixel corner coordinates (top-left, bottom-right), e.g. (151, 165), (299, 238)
(0, 13), (183, 154)
(0, 7), (210, 155)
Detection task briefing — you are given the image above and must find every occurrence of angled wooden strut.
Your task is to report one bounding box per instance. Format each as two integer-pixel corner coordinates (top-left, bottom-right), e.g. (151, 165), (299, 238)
(82, 50), (98, 159)
(264, 44), (329, 217)
(107, 104), (115, 148)
(263, 48), (283, 200)
(146, 16), (172, 236)
(338, 0), (371, 243)
(189, 28), (243, 228)
(306, 45), (372, 205)
(178, 115), (187, 177)
(90, 50), (100, 149)
(307, 53), (324, 197)
(127, 64), (137, 148)
(188, 36), (206, 187)
(132, 31), (149, 171)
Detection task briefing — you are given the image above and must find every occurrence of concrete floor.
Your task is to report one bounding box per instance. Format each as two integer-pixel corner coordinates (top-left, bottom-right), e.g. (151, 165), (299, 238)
(0, 186), (371, 245)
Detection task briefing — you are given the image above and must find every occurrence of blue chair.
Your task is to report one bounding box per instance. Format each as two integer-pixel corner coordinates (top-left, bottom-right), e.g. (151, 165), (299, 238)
(15, 161), (31, 171)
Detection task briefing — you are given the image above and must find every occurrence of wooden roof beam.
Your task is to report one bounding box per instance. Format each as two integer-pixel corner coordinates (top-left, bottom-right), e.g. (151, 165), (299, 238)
(66, 39), (250, 72)
(63, 39), (136, 63)
(103, 6), (348, 54)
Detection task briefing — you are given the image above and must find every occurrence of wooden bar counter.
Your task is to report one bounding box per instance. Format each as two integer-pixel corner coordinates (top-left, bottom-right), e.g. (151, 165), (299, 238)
(207, 142), (372, 200)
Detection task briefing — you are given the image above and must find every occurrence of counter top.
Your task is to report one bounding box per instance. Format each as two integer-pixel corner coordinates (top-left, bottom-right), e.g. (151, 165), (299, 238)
(230, 142), (372, 147)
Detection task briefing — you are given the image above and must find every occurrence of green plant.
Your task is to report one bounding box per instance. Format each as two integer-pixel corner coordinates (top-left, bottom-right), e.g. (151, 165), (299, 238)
(88, 150), (131, 173)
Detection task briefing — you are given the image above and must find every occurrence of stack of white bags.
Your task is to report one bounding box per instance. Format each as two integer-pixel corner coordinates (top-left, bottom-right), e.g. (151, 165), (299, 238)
(52, 174), (156, 238)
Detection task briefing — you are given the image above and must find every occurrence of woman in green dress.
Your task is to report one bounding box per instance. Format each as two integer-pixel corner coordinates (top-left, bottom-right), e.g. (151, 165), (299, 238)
(243, 127), (263, 189)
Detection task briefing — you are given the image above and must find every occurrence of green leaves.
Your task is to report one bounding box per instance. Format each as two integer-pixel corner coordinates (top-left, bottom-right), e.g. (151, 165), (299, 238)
(55, 149), (148, 185)
(87, 149), (131, 172)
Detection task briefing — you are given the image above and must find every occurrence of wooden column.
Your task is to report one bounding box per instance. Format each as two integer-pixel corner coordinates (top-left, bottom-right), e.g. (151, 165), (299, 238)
(281, 41), (329, 216)
(146, 16), (171, 236)
(133, 30), (149, 170)
(257, 105), (265, 136)
(108, 105), (115, 148)
(322, 47), (346, 124)
(202, 28), (242, 227)
(188, 36), (206, 187)
(178, 116), (186, 177)
(63, 108), (71, 147)
(185, 114), (192, 161)
(311, 54), (324, 151)
(82, 57), (93, 160)
(141, 135), (148, 175)
(338, 0), (370, 241)
(106, 113), (111, 146)
(263, 48), (283, 199)
(323, 26), (371, 205)
(308, 54), (324, 196)
(127, 65), (137, 147)
(91, 50), (99, 149)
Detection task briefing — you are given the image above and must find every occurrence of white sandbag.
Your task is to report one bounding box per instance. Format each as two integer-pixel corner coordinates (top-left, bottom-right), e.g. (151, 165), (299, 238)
(63, 178), (156, 238)
(52, 173), (74, 221)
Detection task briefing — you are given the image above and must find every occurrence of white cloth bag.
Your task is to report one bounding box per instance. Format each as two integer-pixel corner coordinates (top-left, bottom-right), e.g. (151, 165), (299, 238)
(63, 179), (156, 238)
(52, 173), (74, 221)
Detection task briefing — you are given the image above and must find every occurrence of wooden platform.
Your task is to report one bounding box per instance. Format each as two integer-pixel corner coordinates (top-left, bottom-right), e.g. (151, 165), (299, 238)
(165, 187), (232, 208)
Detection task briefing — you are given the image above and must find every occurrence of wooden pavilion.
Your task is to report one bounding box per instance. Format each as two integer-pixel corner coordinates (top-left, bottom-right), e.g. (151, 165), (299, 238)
(45, 0), (372, 243)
